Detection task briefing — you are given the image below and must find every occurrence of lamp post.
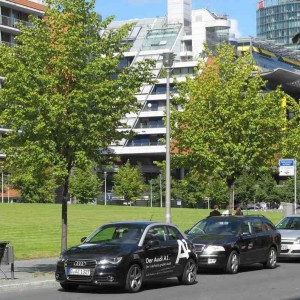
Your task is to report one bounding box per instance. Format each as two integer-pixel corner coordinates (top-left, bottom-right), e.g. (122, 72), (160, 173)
(104, 171), (107, 206)
(150, 179), (153, 207)
(159, 174), (162, 208)
(162, 51), (174, 224)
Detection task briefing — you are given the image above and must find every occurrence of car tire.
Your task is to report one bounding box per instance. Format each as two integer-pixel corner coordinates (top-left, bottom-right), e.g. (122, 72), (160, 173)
(225, 250), (239, 274)
(178, 258), (197, 285)
(60, 282), (79, 291)
(125, 263), (143, 293)
(263, 247), (277, 269)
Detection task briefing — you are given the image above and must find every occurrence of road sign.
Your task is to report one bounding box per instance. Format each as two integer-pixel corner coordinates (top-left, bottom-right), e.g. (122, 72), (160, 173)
(279, 159), (295, 176)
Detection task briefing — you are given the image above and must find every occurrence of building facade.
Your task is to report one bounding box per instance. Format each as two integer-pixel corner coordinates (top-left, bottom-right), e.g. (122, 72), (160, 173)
(256, 0), (300, 48)
(106, 0), (231, 180)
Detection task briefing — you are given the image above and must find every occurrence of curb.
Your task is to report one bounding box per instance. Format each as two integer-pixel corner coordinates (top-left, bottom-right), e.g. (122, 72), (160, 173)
(0, 279), (59, 292)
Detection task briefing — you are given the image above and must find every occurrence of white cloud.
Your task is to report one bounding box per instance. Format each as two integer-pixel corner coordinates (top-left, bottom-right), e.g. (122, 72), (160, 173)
(229, 19), (241, 39)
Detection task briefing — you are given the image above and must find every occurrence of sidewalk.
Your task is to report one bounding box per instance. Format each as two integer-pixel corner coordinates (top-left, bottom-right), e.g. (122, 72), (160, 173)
(0, 257), (59, 291)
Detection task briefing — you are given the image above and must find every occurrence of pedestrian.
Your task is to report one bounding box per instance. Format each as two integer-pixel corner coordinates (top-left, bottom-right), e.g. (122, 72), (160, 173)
(209, 204), (221, 216)
(235, 207), (243, 215)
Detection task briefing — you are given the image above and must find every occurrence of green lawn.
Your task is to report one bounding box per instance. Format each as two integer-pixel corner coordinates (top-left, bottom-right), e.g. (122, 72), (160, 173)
(0, 203), (284, 260)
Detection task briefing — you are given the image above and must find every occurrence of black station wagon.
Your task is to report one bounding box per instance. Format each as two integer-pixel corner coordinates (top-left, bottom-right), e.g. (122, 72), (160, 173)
(185, 215), (281, 274)
(55, 221), (197, 293)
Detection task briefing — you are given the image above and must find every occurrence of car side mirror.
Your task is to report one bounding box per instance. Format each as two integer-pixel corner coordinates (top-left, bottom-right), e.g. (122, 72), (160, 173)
(184, 229), (190, 234)
(81, 237), (87, 243)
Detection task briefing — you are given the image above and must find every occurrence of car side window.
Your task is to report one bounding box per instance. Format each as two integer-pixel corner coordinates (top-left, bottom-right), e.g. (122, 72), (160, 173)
(167, 226), (184, 240)
(144, 226), (166, 244)
(241, 221), (252, 234)
(252, 219), (263, 233)
(262, 219), (275, 231)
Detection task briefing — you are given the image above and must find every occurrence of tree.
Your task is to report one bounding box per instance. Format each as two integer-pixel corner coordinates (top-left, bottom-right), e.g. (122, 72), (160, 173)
(69, 165), (101, 204)
(113, 160), (145, 204)
(172, 169), (227, 208)
(10, 165), (57, 203)
(172, 43), (287, 213)
(0, 0), (154, 251)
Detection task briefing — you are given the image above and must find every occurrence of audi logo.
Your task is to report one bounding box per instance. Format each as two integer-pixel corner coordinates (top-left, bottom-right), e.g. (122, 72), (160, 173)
(74, 261), (87, 267)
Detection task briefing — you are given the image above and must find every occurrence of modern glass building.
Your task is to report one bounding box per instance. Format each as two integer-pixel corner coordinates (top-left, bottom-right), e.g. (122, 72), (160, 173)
(257, 0), (300, 48)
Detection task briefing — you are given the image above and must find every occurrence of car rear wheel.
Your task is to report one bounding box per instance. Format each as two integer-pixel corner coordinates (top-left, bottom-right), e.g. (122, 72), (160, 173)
(263, 247), (277, 269)
(60, 282), (79, 291)
(225, 250), (239, 274)
(178, 258), (197, 285)
(125, 263), (143, 293)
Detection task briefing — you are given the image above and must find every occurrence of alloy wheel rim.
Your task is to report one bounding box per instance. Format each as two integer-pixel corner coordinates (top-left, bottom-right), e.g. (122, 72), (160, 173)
(130, 266), (142, 289)
(231, 254), (238, 272)
(269, 249), (276, 267)
(186, 260), (196, 282)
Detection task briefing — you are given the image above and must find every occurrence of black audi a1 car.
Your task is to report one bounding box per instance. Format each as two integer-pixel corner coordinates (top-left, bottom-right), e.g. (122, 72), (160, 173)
(55, 221), (197, 293)
(185, 215), (281, 274)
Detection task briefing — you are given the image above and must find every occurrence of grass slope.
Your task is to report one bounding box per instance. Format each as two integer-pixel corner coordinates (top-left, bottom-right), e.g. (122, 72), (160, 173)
(0, 203), (284, 260)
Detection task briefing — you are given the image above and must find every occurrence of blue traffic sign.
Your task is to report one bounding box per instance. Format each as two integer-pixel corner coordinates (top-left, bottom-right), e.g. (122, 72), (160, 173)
(279, 159), (295, 176)
(279, 159), (294, 166)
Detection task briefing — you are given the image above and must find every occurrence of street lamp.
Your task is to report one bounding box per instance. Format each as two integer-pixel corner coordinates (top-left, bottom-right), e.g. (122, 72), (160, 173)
(150, 179), (153, 207)
(162, 51), (174, 223)
(104, 171), (107, 206)
(159, 173), (162, 208)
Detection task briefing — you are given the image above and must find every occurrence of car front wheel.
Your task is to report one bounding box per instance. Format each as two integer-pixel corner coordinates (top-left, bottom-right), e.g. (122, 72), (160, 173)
(263, 247), (277, 269)
(225, 250), (239, 274)
(178, 258), (197, 285)
(125, 263), (143, 293)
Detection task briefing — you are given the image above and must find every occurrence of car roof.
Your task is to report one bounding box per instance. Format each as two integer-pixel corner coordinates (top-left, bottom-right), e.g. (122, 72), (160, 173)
(103, 221), (175, 226)
(208, 215), (267, 220)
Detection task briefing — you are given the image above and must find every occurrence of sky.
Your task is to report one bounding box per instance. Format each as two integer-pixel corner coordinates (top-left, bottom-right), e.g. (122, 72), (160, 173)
(95, 0), (258, 38)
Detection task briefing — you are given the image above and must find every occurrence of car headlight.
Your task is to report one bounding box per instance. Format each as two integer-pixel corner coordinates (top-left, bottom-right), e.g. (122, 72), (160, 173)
(58, 253), (67, 262)
(97, 257), (123, 265)
(295, 238), (300, 244)
(203, 245), (226, 255)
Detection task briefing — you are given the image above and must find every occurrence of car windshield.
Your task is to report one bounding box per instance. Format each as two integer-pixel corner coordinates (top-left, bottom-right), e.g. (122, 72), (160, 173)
(277, 217), (300, 230)
(189, 218), (240, 236)
(84, 224), (147, 245)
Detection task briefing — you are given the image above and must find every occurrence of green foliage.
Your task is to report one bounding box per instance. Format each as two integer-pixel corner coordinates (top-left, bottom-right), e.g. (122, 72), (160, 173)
(148, 174), (164, 207)
(10, 165), (56, 203)
(172, 42), (288, 208)
(235, 171), (300, 206)
(113, 160), (145, 203)
(0, 0), (154, 249)
(172, 169), (228, 208)
(69, 165), (101, 204)
(275, 176), (300, 204)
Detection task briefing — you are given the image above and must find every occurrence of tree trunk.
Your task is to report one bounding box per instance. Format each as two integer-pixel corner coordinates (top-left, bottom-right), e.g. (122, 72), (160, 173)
(61, 176), (69, 252)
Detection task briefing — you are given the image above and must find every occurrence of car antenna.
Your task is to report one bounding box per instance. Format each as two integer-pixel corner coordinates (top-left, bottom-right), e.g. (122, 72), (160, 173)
(149, 214), (154, 221)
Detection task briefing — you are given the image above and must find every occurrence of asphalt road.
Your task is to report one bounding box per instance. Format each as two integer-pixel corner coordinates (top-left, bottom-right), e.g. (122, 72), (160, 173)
(1, 260), (300, 300)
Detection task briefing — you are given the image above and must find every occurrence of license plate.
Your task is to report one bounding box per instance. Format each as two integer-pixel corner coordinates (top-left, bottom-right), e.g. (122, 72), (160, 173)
(281, 245), (290, 251)
(68, 268), (91, 276)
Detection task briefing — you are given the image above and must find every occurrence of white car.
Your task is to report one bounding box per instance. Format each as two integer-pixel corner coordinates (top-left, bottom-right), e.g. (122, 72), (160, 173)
(276, 215), (300, 258)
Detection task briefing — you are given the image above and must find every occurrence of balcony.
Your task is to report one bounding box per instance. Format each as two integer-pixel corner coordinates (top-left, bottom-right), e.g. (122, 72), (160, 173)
(0, 15), (32, 30)
(109, 144), (166, 155)
(127, 140), (165, 147)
